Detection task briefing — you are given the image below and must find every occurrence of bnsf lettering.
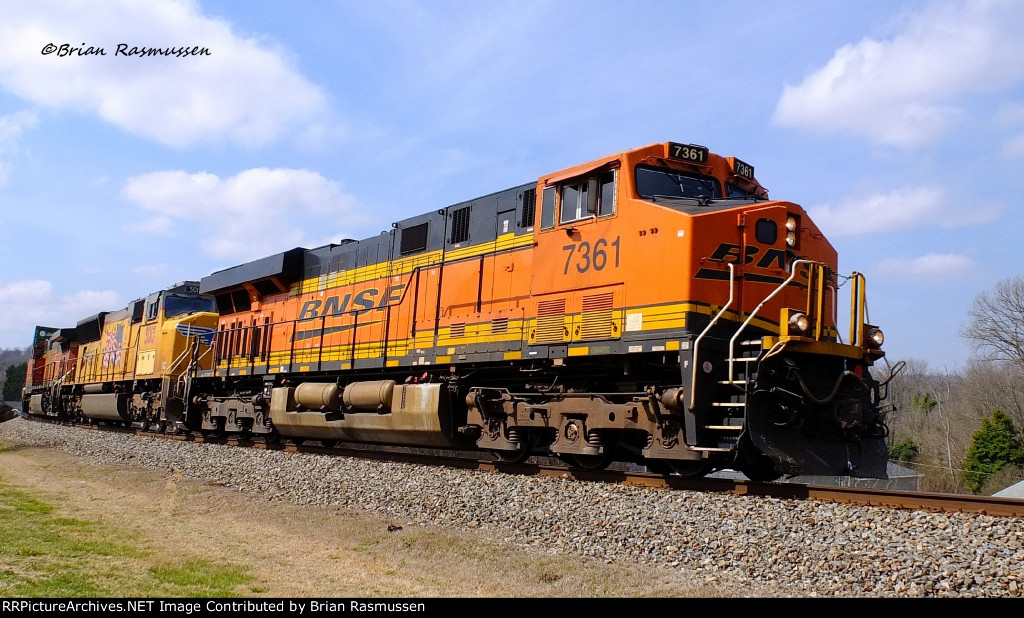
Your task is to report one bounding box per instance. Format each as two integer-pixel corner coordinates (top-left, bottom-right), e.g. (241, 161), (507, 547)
(709, 243), (788, 269)
(298, 283), (407, 320)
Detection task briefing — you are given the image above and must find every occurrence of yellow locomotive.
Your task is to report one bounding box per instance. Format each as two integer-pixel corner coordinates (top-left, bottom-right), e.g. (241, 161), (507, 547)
(24, 282), (218, 432)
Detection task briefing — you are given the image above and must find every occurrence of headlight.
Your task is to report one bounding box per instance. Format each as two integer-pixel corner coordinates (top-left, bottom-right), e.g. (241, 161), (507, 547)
(786, 231), (797, 247)
(866, 327), (884, 348)
(788, 312), (810, 335)
(786, 216), (797, 231)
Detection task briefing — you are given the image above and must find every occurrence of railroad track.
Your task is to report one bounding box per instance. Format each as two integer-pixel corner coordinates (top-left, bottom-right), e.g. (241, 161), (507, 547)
(23, 414), (1024, 519)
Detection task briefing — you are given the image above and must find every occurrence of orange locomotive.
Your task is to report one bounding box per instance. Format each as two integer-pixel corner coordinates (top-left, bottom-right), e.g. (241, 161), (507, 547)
(182, 141), (895, 480)
(24, 142), (896, 480)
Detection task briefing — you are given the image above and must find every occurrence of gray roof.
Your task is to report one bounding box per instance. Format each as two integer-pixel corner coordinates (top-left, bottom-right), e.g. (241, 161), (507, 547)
(993, 480), (1024, 499)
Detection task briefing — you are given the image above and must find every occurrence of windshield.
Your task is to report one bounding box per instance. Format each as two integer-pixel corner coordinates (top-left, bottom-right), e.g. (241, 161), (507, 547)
(164, 294), (216, 319)
(727, 183), (761, 199)
(635, 164), (721, 200)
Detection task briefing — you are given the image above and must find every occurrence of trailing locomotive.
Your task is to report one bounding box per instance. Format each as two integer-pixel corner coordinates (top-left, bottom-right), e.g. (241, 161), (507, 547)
(22, 283), (217, 432)
(23, 141), (897, 480)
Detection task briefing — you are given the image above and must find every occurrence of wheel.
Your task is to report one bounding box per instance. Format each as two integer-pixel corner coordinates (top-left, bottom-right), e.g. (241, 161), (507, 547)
(567, 452), (614, 471)
(320, 440), (337, 448)
(737, 447), (781, 482)
(491, 447), (531, 464)
(491, 429), (536, 463)
(667, 460), (713, 478)
(207, 418), (226, 439)
(643, 459), (673, 474)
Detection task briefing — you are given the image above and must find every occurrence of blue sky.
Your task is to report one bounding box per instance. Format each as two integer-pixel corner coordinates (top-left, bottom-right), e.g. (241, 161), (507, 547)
(1, 0), (1023, 373)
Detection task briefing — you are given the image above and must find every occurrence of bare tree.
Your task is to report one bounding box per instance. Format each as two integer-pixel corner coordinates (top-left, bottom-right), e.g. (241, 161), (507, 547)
(960, 360), (1024, 440)
(962, 276), (1024, 367)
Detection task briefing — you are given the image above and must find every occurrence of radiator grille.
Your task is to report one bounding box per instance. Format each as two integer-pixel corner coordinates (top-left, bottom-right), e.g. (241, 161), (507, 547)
(535, 298), (566, 343)
(580, 292), (615, 340)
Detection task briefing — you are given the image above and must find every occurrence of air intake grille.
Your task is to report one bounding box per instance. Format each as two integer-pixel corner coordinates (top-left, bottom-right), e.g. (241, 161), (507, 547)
(580, 292), (615, 340)
(535, 298), (566, 343)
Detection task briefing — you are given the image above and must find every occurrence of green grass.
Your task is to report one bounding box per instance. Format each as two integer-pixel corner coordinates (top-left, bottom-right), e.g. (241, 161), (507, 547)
(148, 560), (253, 597)
(0, 477), (254, 597)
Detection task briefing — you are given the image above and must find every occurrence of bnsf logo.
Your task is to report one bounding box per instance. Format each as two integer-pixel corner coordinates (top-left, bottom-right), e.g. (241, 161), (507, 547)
(298, 283), (407, 320)
(709, 243), (788, 270)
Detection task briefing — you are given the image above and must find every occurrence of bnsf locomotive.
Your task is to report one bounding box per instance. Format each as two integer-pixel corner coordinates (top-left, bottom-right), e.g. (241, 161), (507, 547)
(23, 142), (896, 480)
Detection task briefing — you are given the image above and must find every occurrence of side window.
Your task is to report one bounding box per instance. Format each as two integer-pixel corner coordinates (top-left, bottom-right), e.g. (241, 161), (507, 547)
(599, 171), (616, 217)
(541, 186), (556, 229)
(559, 171), (617, 224)
(131, 301), (144, 324)
(559, 183), (585, 224)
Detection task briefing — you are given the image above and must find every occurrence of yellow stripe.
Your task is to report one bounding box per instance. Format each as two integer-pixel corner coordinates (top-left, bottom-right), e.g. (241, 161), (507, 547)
(218, 299), (792, 367)
(296, 233), (534, 294)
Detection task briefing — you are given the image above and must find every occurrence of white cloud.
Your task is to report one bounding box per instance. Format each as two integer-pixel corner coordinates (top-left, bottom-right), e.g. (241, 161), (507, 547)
(121, 168), (367, 261)
(0, 0), (331, 147)
(773, 1), (1024, 147)
(875, 253), (974, 278)
(0, 110), (37, 184)
(0, 280), (120, 347)
(810, 186), (938, 236)
(808, 186), (1000, 237)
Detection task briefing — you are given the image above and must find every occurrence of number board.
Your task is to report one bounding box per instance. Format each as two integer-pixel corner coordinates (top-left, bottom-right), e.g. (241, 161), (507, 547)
(668, 142), (709, 164)
(731, 158), (755, 180)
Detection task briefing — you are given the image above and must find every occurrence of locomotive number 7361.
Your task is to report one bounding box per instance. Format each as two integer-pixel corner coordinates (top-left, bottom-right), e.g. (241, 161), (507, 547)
(562, 236), (621, 274)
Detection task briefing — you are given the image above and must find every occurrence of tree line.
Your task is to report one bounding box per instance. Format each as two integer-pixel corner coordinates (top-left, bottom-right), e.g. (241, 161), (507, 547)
(0, 348), (30, 402)
(884, 275), (1024, 494)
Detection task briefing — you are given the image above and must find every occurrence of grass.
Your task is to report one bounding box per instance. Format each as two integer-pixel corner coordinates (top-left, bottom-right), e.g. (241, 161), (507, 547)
(148, 560), (253, 597)
(0, 471), (254, 598)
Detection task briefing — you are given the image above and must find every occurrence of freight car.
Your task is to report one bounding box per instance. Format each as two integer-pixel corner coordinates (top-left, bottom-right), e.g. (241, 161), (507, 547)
(23, 141), (898, 481)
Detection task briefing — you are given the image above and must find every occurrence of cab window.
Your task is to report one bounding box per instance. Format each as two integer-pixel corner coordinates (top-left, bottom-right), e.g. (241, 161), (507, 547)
(540, 186), (556, 230)
(164, 294), (217, 319)
(727, 183), (760, 199)
(635, 164), (721, 200)
(559, 171), (616, 224)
